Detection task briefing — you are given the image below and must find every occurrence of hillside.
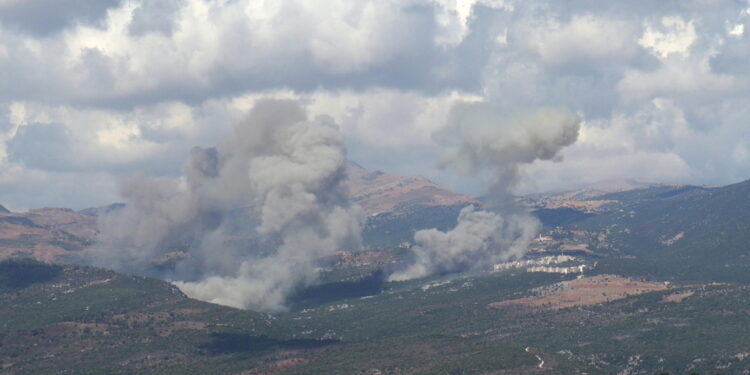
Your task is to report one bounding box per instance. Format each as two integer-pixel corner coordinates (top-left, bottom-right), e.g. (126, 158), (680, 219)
(344, 162), (475, 216)
(522, 178), (664, 213)
(4, 257), (750, 374)
(0, 208), (97, 263)
(573, 179), (750, 283)
(0, 258), (336, 375)
(0, 163), (476, 262)
(3, 176), (750, 373)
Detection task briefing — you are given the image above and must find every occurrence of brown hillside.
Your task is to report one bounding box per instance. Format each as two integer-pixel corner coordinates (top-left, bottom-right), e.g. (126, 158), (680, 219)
(0, 208), (97, 262)
(344, 162), (475, 216)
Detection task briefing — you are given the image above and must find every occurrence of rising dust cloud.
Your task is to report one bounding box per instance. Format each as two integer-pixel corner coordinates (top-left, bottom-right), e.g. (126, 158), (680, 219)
(389, 104), (581, 281)
(91, 99), (364, 312)
(91, 98), (580, 310)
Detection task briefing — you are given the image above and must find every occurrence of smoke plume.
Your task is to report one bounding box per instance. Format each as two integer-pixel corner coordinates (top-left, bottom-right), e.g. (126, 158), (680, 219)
(91, 99), (364, 312)
(389, 103), (581, 281)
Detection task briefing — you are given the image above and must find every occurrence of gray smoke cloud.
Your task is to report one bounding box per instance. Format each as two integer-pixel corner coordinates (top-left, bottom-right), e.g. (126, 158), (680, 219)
(90, 99), (364, 312)
(389, 103), (581, 281)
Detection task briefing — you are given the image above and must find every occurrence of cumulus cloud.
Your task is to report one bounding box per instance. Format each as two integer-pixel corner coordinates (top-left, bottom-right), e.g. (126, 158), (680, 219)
(638, 16), (697, 59)
(0, 0), (493, 107)
(91, 99), (364, 312)
(1, 0), (750, 211)
(127, 0), (182, 36)
(0, 0), (123, 36)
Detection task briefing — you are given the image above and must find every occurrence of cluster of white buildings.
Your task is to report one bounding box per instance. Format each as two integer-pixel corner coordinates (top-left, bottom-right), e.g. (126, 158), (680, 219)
(527, 264), (589, 274)
(492, 255), (593, 275)
(492, 255), (575, 271)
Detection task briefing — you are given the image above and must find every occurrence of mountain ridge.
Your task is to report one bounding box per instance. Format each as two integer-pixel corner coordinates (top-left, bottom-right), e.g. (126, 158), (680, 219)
(2, 177), (750, 373)
(343, 162), (476, 216)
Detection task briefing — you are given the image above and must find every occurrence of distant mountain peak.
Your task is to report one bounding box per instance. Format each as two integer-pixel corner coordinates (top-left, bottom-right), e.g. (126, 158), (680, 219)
(344, 162), (475, 216)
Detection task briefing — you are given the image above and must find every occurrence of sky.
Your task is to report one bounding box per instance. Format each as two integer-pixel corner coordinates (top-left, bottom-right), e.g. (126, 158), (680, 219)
(1, 0), (749, 210)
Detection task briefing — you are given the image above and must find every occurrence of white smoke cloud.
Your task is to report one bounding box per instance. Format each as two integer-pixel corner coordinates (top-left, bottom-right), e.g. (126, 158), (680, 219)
(389, 205), (539, 281)
(437, 104), (582, 197)
(91, 99), (364, 312)
(389, 103), (581, 281)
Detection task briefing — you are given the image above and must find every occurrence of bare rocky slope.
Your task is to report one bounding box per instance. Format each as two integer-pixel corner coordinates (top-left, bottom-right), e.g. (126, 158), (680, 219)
(343, 162), (475, 216)
(0, 208), (97, 263)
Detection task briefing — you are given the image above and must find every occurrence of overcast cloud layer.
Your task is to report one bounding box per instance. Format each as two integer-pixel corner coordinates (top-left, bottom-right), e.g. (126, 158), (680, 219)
(1, 0), (750, 210)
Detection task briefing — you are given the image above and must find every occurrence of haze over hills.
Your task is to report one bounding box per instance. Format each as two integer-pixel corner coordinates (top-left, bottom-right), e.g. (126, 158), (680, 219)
(3, 167), (750, 373)
(0, 163), (721, 266)
(2, 174), (750, 373)
(0, 164), (667, 265)
(0, 162), (475, 264)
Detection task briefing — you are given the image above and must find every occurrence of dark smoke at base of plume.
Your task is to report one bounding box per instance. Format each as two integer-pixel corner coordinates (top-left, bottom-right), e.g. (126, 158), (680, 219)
(89, 99), (364, 312)
(390, 103), (581, 281)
